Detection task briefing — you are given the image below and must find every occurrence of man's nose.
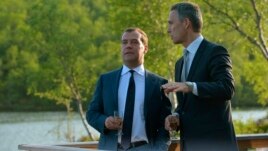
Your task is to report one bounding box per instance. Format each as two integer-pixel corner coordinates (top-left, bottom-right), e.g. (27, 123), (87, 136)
(126, 41), (132, 47)
(167, 27), (171, 34)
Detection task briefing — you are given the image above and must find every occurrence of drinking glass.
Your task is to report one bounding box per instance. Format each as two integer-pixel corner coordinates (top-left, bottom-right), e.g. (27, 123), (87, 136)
(168, 114), (178, 145)
(114, 110), (123, 136)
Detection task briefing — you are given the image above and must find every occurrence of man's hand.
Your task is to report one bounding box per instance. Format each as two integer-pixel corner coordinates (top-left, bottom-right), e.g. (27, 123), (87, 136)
(105, 116), (122, 130)
(161, 82), (191, 95)
(165, 114), (180, 131)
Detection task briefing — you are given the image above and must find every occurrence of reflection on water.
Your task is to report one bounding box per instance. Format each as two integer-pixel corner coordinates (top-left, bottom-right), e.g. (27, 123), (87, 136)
(0, 110), (267, 151)
(0, 112), (99, 151)
(232, 109), (268, 122)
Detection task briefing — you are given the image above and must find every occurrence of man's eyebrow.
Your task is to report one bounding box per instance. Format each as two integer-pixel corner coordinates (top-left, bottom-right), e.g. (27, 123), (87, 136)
(122, 38), (139, 41)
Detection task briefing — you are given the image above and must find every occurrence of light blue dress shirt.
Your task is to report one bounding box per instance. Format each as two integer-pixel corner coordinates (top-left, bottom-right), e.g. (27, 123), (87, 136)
(118, 64), (148, 143)
(185, 35), (204, 95)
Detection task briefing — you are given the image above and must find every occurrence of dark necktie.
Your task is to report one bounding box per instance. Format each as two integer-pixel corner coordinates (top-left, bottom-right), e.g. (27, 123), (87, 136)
(121, 70), (135, 149)
(181, 49), (189, 82)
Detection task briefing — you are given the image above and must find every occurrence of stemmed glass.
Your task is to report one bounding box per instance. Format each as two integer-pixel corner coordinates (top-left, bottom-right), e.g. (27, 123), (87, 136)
(160, 86), (179, 145)
(168, 113), (179, 145)
(114, 110), (123, 136)
(170, 114), (178, 136)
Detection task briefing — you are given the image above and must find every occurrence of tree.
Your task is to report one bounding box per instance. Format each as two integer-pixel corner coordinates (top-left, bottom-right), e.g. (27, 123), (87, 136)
(203, 0), (267, 60)
(201, 0), (268, 105)
(26, 0), (99, 140)
(0, 0), (40, 110)
(107, 0), (181, 108)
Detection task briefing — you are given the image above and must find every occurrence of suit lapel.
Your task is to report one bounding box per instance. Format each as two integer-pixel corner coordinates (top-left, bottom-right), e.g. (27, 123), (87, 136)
(175, 58), (184, 107)
(175, 58), (184, 83)
(187, 39), (207, 81)
(112, 67), (123, 110)
(144, 70), (155, 118)
(182, 39), (207, 111)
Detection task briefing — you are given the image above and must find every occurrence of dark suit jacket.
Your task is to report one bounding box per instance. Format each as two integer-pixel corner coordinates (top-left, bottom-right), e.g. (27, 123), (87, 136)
(86, 67), (171, 150)
(175, 39), (238, 151)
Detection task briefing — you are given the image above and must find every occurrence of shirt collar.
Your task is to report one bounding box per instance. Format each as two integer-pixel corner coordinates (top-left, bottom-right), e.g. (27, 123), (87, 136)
(186, 35), (204, 54)
(121, 64), (145, 76)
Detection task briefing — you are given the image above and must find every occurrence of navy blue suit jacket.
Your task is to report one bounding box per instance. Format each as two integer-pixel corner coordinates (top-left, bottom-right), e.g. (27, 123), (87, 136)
(175, 39), (238, 151)
(86, 67), (171, 150)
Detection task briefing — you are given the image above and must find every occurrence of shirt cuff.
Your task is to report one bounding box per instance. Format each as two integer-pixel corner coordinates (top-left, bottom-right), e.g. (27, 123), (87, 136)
(172, 112), (180, 117)
(192, 82), (198, 96)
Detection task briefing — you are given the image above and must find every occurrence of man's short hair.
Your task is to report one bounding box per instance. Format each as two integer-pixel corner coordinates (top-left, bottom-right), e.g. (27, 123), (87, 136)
(123, 28), (148, 47)
(171, 2), (203, 32)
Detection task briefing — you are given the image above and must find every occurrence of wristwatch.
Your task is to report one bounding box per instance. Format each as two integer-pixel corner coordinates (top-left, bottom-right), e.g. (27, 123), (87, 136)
(185, 82), (194, 91)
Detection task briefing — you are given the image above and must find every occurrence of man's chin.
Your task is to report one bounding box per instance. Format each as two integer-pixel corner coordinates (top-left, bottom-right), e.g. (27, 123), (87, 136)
(123, 59), (140, 67)
(173, 40), (181, 44)
(123, 58), (135, 63)
(123, 56), (135, 61)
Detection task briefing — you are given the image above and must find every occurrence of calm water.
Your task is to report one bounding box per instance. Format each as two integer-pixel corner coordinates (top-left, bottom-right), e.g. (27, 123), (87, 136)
(0, 112), (99, 151)
(0, 109), (267, 151)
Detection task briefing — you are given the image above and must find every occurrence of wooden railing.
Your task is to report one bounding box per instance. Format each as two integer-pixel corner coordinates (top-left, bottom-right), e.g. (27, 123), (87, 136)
(168, 133), (268, 151)
(18, 133), (268, 151)
(237, 134), (268, 151)
(18, 142), (99, 151)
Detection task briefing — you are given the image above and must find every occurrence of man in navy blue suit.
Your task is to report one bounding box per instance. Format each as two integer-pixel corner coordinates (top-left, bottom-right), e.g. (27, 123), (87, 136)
(87, 27), (171, 150)
(162, 2), (238, 151)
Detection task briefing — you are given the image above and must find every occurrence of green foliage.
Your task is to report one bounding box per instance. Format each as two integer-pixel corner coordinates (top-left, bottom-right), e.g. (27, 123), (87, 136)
(232, 77), (260, 107)
(0, 0), (267, 112)
(0, 0), (40, 108)
(107, 0), (180, 79)
(243, 51), (268, 106)
(24, 0), (121, 111)
(234, 116), (268, 134)
(199, 0), (268, 106)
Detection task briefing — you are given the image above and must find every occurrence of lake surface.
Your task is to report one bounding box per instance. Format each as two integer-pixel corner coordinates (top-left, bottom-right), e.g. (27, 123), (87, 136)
(0, 109), (267, 151)
(0, 112), (99, 151)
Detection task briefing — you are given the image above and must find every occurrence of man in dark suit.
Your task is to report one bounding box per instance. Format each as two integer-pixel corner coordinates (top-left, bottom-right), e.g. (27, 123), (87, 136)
(86, 27), (171, 150)
(162, 2), (238, 151)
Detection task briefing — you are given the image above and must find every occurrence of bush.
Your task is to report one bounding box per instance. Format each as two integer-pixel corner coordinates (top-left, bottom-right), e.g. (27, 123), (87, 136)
(234, 115), (268, 134)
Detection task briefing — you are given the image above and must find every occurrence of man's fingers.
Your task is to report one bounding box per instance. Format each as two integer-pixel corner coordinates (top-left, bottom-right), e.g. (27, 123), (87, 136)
(105, 116), (122, 130)
(164, 89), (170, 96)
(165, 117), (169, 130)
(173, 87), (181, 92)
(165, 115), (173, 131)
(162, 82), (176, 89)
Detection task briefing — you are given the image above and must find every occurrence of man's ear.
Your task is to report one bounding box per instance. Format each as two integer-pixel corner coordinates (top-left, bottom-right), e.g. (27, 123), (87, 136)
(144, 46), (148, 54)
(183, 18), (190, 29)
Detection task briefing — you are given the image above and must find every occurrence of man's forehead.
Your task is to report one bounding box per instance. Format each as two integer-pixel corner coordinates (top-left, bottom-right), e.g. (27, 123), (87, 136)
(169, 10), (179, 18)
(168, 11), (180, 23)
(122, 31), (141, 40)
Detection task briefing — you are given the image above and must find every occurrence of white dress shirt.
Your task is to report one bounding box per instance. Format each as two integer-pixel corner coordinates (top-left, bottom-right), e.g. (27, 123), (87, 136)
(118, 64), (148, 143)
(185, 35), (204, 95)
